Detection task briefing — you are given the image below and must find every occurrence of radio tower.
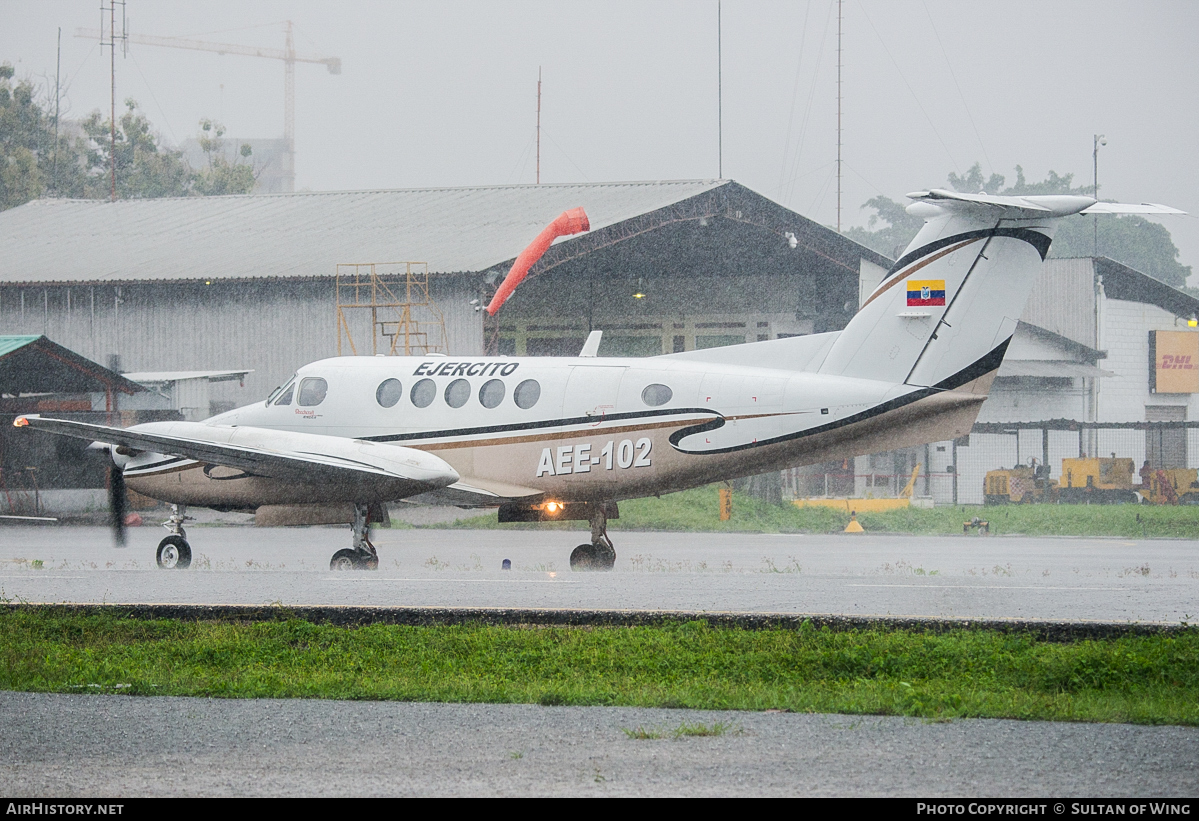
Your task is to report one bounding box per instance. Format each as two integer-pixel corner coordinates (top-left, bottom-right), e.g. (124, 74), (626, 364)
(99, 0), (127, 202)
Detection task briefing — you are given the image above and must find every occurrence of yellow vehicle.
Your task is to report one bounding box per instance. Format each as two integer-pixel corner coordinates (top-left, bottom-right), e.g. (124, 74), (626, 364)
(1058, 457), (1139, 504)
(1140, 468), (1199, 505)
(983, 463), (1056, 504)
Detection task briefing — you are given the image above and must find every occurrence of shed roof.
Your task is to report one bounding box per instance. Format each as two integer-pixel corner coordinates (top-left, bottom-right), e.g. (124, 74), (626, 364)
(0, 336), (144, 396)
(0, 180), (889, 284)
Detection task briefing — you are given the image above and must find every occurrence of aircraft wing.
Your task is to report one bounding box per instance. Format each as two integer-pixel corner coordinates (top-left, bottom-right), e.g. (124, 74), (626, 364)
(14, 415), (460, 491)
(404, 476), (545, 508)
(1078, 202), (1186, 215)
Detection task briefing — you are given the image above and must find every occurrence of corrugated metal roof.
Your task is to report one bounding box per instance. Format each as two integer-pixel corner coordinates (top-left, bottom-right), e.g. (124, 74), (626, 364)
(0, 180), (728, 284)
(0, 335), (42, 358)
(124, 370), (253, 384)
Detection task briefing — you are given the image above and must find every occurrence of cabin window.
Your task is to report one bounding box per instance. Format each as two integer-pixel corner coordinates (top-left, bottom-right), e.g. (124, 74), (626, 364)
(297, 377), (328, 407)
(272, 381), (295, 406)
(641, 384), (673, 407)
(479, 379), (505, 409)
(410, 378), (436, 408)
(514, 379), (541, 409)
(445, 378), (470, 408)
(376, 379), (403, 408)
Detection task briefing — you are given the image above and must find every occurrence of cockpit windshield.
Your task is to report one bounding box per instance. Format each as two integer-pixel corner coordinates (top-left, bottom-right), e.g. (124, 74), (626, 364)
(269, 376), (297, 407)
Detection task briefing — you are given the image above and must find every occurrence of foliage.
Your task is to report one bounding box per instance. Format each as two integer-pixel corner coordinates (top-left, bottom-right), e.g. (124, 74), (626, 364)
(845, 162), (1191, 287)
(0, 60), (256, 211)
(2, 610), (1196, 725)
(0, 63), (89, 209)
(191, 118), (255, 197)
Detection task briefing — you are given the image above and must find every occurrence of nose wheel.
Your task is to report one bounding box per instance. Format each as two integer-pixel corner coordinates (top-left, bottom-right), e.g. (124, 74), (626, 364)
(330, 504), (380, 571)
(156, 504), (193, 569)
(156, 535), (192, 569)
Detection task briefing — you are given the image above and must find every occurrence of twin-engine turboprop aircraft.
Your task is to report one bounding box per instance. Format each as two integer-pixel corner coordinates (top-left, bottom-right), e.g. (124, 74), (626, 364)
(16, 189), (1182, 570)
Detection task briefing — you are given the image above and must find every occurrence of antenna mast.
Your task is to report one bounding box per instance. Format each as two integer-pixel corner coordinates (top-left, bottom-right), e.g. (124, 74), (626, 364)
(100, 0), (127, 202)
(836, 0), (842, 233)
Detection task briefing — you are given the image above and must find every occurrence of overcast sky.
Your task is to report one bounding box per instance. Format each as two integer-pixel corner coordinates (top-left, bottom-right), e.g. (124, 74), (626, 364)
(4, 1), (1197, 276)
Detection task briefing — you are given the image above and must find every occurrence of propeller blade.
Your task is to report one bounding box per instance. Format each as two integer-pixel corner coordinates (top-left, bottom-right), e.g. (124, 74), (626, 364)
(109, 463), (128, 547)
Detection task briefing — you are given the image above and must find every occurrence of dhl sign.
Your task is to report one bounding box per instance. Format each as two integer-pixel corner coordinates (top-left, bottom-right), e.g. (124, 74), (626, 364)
(1150, 331), (1199, 393)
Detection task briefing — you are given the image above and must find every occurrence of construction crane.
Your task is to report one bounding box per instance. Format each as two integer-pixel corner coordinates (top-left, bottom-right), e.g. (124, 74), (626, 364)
(77, 21), (340, 192)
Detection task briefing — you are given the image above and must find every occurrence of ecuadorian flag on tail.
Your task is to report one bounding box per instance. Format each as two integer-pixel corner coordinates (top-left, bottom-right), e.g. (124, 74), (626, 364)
(906, 279), (946, 307)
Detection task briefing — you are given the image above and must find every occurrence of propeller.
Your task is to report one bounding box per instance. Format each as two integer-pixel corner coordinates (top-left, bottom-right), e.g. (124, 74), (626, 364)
(108, 462), (128, 547)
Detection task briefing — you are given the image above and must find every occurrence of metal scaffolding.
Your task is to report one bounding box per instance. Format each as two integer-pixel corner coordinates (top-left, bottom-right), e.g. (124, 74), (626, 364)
(335, 262), (447, 356)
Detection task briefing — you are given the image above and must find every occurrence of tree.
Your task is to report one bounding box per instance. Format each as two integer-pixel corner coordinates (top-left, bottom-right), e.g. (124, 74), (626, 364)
(81, 99), (192, 199)
(845, 162), (1191, 288)
(191, 118), (256, 196)
(0, 63), (89, 210)
(2, 58), (257, 211)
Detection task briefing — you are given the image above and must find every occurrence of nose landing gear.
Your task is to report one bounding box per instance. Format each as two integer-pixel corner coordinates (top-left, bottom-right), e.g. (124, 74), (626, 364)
(156, 504), (193, 569)
(569, 505), (616, 571)
(329, 504), (379, 570)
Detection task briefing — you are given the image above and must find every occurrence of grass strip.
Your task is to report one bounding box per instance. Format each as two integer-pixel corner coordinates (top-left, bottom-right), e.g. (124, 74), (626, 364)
(2, 610), (1197, 725)
(422, 485), (1199, 539)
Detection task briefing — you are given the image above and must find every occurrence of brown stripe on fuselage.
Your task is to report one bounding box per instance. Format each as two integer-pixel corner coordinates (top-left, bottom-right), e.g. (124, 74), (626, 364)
(860, 238), (980, 310)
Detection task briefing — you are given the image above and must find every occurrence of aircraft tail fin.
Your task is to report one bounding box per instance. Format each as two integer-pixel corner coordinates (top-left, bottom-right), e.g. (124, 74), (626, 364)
(818, 191), (1182, 389)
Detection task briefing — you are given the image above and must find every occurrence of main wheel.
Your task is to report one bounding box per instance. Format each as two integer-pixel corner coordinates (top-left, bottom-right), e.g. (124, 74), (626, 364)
(156, 535), (192, 570)
(570, 543), (597, 571)
(330, 548), (359, 571)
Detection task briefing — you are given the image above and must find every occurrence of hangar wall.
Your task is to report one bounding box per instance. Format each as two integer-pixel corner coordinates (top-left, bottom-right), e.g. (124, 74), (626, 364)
(0, 276), (483, 411)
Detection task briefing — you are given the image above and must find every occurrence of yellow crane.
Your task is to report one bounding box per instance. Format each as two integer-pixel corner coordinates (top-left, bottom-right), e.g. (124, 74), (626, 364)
(77, 21), (341, 192)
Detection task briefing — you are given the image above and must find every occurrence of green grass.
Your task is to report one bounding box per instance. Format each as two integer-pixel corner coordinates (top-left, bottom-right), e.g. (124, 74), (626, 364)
(418, 484), (1199, 539)
(3, 610), (1197, 725)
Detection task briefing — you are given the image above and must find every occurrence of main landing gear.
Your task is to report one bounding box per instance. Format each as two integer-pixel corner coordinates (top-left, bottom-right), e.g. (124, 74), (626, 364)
(156, 504), (193, 569)
(330, 504), (379, 571)
(570, 505), (616, 571)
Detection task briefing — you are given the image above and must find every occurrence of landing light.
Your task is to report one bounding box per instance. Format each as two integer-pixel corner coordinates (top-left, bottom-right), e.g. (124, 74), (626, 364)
(545, 501), (561, 514)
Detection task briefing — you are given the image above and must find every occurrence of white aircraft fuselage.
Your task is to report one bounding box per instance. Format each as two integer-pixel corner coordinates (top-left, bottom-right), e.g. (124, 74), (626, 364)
(120, 347), (991, 509)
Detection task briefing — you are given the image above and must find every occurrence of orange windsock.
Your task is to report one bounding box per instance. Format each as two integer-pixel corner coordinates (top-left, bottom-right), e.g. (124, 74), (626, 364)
(485, 207), (590, 316)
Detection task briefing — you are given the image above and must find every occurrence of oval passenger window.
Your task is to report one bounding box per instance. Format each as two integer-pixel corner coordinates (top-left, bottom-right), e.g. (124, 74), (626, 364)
(297, 377), (328, 407)
(642, 384), (672, 406)
(479, 378), (505, 409)
(376, 378), (403, 408)
(410, 378), (436, 408)
(513, 379), (541, 409)
(445, 378), (470, 408)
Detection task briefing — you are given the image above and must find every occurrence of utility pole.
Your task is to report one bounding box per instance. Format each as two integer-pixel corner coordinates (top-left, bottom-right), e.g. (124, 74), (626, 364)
(1093, 133), (1106, 257)
(836, 0), (843, 233)
(536, 67), (541, 185)
(52, 28), (61, 196)
(717, 0), (722, 179)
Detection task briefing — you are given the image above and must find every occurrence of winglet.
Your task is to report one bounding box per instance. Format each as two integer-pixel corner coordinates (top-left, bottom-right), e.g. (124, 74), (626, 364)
(579, 330), (603, 357)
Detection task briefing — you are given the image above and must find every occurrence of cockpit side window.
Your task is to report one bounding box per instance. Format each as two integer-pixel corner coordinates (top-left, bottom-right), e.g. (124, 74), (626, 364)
(272, 380), (296, 406)
(297, 377), (328, 407)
